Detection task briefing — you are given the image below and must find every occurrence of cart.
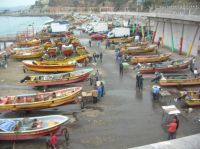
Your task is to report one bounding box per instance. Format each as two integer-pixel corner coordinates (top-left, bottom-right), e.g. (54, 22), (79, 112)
(80, 90), (98, 109)
(161, 105), (181, 125)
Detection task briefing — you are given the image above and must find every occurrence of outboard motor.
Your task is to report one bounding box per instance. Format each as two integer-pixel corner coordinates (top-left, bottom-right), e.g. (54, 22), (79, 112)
(20, 75), (31, 83)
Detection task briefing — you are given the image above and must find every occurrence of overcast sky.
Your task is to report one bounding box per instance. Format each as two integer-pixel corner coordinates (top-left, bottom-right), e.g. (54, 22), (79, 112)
(1, 0), (37, 7)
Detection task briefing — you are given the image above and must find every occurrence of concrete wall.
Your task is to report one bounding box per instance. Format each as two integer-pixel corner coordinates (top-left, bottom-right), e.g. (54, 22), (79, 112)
(154, 20), (200, 56)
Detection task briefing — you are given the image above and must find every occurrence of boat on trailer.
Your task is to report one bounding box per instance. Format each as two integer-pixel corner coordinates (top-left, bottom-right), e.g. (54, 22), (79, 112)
(0, 115), (69, 140)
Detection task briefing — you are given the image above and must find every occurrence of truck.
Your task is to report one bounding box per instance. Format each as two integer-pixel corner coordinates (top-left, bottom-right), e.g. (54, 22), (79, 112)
(107, 27), (130, 38)
(87, 22), (108, 34)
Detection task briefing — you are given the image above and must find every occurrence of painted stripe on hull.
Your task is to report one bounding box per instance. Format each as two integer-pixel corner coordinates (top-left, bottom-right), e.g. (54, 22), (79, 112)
(27, 73), (89, 87)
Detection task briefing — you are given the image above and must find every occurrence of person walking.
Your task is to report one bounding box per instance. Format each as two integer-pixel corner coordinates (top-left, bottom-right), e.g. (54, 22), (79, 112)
(100, 82), (105, 97)
(95, 70), (99, 82)
(173, 116), (179, 131)
(51, 133), (57, 149)
(119, 62), (124, 76)
(167, 118), (177, 140)
(100, 52), (103, 63)
(193, 68), (198, 78)
(89, 76), (93, 86)
(93, 52), (96, 62)
(136, 72), (140, 88)
(89, 40), (92, 47)
(139, 74), (144, 90)
(152, 85), (161, 100)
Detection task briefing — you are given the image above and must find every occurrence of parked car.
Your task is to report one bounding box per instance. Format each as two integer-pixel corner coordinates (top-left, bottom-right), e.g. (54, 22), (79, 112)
(90, 33), (107, 40)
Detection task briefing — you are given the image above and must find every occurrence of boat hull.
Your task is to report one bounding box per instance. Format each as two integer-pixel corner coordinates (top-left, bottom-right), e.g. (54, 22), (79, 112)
(159, 77), (200, 86)
(0, 87), (82, 111)
(130, 54), (171, 64)
(0, 126), (59, 140)
(27, 72), (90, 87)
(108, 37), (134, 44)
(23, 60), (76, 72)
(140, 61), (189, 74)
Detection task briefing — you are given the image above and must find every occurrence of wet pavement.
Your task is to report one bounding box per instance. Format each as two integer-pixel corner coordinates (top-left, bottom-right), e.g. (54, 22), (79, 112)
(0, 33), (200, 149)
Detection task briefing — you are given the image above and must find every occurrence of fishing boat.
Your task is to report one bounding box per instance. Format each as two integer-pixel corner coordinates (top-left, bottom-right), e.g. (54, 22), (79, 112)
(108, 37), (134, 44)
(21, 68), (93, 87)
(121, 44), (157, 55)
(130, 53), (171, 64)
(179, 91), (200, 107)
(123, 42), (148, 48)
(16, 39), (41, 47)
(22, 60), (76, 72)
(0, 115), (69, 140)
(159, 74), (200, 86)
(36, 55), (88, 65)
(11, 49), (44, 59)
(12, 46), (40, 51)
(0, 87), (82, 111)
(139, 59), (190, 74)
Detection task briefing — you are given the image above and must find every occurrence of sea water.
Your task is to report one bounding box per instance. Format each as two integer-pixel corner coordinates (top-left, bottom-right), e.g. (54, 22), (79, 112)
(0, 16), (53, 48)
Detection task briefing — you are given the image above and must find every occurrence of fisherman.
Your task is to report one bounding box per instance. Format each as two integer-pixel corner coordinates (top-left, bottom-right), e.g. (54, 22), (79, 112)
(167, 118), (177, 140)
(152, 85), (161, 100)
(100, 82), (105, 97)
(100, 52), (103, 63)
(136, 72), (140, 88)
(89, 40), (92, 47)
(89, 76), (93, 86)
(138, 74), (144, 90)
(193, 68), (198, 78)
(119, 62), (124, 76)
(51, 133), (57, 149)
(31, 119), (38, 129)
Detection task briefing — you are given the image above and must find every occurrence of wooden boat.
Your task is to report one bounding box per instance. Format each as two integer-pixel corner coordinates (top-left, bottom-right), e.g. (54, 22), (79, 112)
(12, 46), (40, 51)
(121, 44), (157, 55)
(108, 37), (134, 44)
(0, 115), (69, 140)
(37, 55), (88, 65)
(139, 59), (190, 74)
(130, 53), (171, 64)
(11, 49), (44, 59)
(0, 87), (82, 111)
(179, 91), (200, 107)
(16, 39), (41, 47)
(22, 60), (76, 72)
(21, 68), (93, 87)
(123, 42), (148, 48)
(159, 74), (200, 86)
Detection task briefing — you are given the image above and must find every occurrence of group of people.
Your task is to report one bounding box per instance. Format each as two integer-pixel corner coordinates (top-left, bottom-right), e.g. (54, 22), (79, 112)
(92, 52), (103, 63)
(136, 72), (144, 90)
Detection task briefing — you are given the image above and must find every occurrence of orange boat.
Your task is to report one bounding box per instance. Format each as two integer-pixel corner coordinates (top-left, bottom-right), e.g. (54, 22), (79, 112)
(23, 60), (76, 72)
(121, 44), (157, 55)
(108, 37), (134, 44)
(130, 53), (171, 64)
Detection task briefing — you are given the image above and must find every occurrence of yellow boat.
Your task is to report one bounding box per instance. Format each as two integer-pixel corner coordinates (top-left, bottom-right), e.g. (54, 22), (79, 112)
(108, 37), (134, 44)
(121, 44), (157, 55)
(179, 91), (200, 107)
(159, 75), (200, 87)
(11, 49), (44, 59)
(38, 55), (88, 65)
(130, 53), (171, 64)
(0, 87), (82, 111)
(123, 42), (148, 48)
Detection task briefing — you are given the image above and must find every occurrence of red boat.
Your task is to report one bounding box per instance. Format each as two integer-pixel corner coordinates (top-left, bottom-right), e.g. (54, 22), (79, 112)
(139, 59), (190, 74)
(0, 115), (69, 140)
(21, 68), (93, 87)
